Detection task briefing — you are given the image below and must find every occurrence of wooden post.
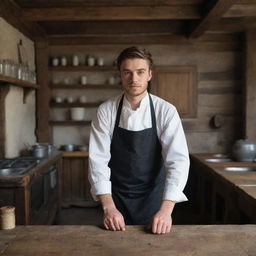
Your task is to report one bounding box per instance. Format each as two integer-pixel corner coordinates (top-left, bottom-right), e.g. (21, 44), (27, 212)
(0, 86), (10, 158)
(35, 39), (52, 143)
(245, 31), (256, 140)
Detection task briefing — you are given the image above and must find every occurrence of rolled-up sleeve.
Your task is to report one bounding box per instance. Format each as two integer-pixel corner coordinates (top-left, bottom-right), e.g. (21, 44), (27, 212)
(88, 105), (112, 201)
(160, 109), (190, 203)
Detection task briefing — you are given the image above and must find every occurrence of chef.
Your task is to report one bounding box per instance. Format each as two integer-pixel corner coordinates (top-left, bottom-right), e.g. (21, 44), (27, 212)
(89, 46), (189, 234)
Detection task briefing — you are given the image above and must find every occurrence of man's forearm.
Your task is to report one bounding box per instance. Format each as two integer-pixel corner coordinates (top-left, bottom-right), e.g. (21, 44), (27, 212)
(98, 194), (116, 211)
(159, 200), (176, 215)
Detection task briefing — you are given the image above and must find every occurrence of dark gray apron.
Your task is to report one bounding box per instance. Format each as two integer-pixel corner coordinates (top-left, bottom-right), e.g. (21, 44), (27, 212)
(108, 94), (165, 225)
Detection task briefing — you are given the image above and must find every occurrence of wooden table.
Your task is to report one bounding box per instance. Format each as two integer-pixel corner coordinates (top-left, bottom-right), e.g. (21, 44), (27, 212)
(0, 225), (256, 255)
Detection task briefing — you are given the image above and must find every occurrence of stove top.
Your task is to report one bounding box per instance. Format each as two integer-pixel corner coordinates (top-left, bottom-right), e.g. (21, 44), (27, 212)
(0, 157), (42, 176)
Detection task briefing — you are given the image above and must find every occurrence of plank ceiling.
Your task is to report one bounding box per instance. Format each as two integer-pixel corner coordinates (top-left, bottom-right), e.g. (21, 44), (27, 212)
(1, 0), (256, 44)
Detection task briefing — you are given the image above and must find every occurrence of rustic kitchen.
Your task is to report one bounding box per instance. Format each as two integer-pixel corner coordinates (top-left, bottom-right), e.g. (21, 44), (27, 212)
(0, 0), (256, 255)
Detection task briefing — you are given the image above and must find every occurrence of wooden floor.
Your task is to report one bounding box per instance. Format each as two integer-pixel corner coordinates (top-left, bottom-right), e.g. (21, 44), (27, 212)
(55, 202), (201, 225)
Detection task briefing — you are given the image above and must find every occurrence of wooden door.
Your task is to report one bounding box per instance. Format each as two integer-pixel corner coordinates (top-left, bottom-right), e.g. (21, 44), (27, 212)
(152, 66), (197, 118)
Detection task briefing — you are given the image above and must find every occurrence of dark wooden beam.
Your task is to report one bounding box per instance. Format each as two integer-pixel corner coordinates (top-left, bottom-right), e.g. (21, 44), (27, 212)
(15, 0), (203, 8)
(188, 0), (239, 38)
(224, 4), (256, 17)
(211, 17), (256, 32)
(40, 20), (185, 36)
(0, 86), (10, 158)
(48, 33), (241, 52)
(0, 0), (47, 41)
(35, 39), (52, 143)
(22, 6), (201, 21)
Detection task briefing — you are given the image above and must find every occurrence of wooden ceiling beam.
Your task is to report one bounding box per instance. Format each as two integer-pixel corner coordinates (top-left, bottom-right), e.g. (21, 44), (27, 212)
(22, 6), (201, 21)
(0, 0), (47, 41)
(211, 17), (256, 32)
(40, 20), (185, 36)
(15, 0), (204, 8)
(188, 0), (239, 38)
(224, 4), (256, 17)
(48, 32), (241, 46)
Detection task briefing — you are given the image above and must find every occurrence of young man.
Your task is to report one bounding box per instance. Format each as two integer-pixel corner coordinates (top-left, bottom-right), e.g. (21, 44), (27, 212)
(89, 46), (189, 234)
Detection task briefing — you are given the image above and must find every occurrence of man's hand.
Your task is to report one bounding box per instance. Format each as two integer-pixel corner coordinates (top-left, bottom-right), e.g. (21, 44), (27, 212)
(98, 194), (125, 231)
(151, 200), (175, 234)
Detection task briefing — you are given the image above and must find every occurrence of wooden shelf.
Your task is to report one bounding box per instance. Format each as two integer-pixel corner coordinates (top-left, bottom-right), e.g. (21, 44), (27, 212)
(0, 74), (39, 89)
(0, 74), (40, 103)
(49, 120), (91, 126)
(50, 102), (102, 108)
(49, 65), (117, 72)
(50, 83), (121, 90)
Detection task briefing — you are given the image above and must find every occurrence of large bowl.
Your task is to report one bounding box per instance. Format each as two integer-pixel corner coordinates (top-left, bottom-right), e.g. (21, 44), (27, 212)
(204, 158), (232, 163)
(222, 167), (256, 172)
(0, 168), (26, 176)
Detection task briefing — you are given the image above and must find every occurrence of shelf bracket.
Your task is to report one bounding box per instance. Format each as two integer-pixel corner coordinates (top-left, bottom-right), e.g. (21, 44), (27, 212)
(23, 88), (33, 104)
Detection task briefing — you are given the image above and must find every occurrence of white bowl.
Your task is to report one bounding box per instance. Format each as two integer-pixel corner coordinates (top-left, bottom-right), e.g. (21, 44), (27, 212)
(70, 108), (85, 121)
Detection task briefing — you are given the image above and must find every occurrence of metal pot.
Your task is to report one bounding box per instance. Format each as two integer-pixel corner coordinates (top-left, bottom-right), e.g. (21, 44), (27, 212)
(232, 139), (256, 162)
(63, 144), (75, 152)
(31, 144), (48, 158)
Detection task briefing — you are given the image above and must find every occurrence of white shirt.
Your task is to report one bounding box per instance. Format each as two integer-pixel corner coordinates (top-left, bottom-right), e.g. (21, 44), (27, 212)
(89, 92), (190, 203)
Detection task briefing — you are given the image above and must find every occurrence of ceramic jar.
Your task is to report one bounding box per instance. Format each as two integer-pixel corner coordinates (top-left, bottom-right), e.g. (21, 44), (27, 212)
(87, 56), (95, 66)
(60, 56), (67, 66)
(72, 55), (79, 66)
(97, 57), (104, 66)
(0, 206), (15, 230)
(80, 75), (87, 85)
(52, 57), (59, 66)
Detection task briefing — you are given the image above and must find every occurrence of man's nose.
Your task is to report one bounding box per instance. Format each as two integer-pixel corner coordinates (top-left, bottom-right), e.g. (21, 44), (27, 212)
(131, 72), (138, 83)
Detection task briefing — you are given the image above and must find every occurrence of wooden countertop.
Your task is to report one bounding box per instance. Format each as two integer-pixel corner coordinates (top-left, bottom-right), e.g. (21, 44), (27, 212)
(0, 225), (256, 255)
(190, 154), (256, 201)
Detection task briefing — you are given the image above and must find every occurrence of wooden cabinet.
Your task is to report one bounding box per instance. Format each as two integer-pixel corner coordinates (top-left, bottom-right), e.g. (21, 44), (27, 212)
(0, 153), (62, 225)
(151, 66), (197, 118)
(60, 152), (97, 207)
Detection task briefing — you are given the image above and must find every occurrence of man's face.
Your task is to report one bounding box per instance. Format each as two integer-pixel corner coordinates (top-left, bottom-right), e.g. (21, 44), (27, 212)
(119, 58), (152, 98)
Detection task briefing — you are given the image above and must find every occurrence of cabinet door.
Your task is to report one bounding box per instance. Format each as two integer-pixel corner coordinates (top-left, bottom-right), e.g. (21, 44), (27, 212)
(152, 66), (197, 118)
(61, 156), (95, 207)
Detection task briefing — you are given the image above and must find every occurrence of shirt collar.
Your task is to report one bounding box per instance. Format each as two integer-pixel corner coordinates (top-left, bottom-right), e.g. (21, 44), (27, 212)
(123, 92), (149, 111)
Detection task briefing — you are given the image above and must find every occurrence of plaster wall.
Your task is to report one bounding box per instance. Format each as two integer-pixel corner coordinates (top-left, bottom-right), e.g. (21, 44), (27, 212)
(0, 18), (36, 158)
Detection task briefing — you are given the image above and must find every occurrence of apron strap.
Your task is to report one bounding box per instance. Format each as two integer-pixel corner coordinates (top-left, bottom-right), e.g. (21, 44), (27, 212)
(114, 95), (124, 128)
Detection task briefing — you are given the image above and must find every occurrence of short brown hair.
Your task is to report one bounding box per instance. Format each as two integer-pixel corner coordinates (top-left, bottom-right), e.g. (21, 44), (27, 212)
(116, 46), (153, 70)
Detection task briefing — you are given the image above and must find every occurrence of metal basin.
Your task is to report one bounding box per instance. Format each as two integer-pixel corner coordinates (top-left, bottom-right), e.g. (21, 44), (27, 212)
(212, 154), (230, 158)
(0, 168), (26, 176)
(222, 167), (256, 172)
(205, 158), (232, 163)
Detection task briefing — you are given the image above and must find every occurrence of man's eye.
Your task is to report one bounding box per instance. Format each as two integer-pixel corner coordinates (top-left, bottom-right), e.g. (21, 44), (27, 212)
(123, 71), (131, 75)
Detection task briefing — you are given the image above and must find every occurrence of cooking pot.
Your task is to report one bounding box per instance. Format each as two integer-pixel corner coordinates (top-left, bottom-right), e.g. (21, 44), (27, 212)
(63, 144), (75, 152)
(232, 139), (256, 162)
(31, 144), (48, 158)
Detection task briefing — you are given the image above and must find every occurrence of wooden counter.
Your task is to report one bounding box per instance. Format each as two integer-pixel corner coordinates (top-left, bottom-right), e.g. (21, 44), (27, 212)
(190, 154), (256, 224)
(0, 225), (255, 255)
(191, 154), (256, 200)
